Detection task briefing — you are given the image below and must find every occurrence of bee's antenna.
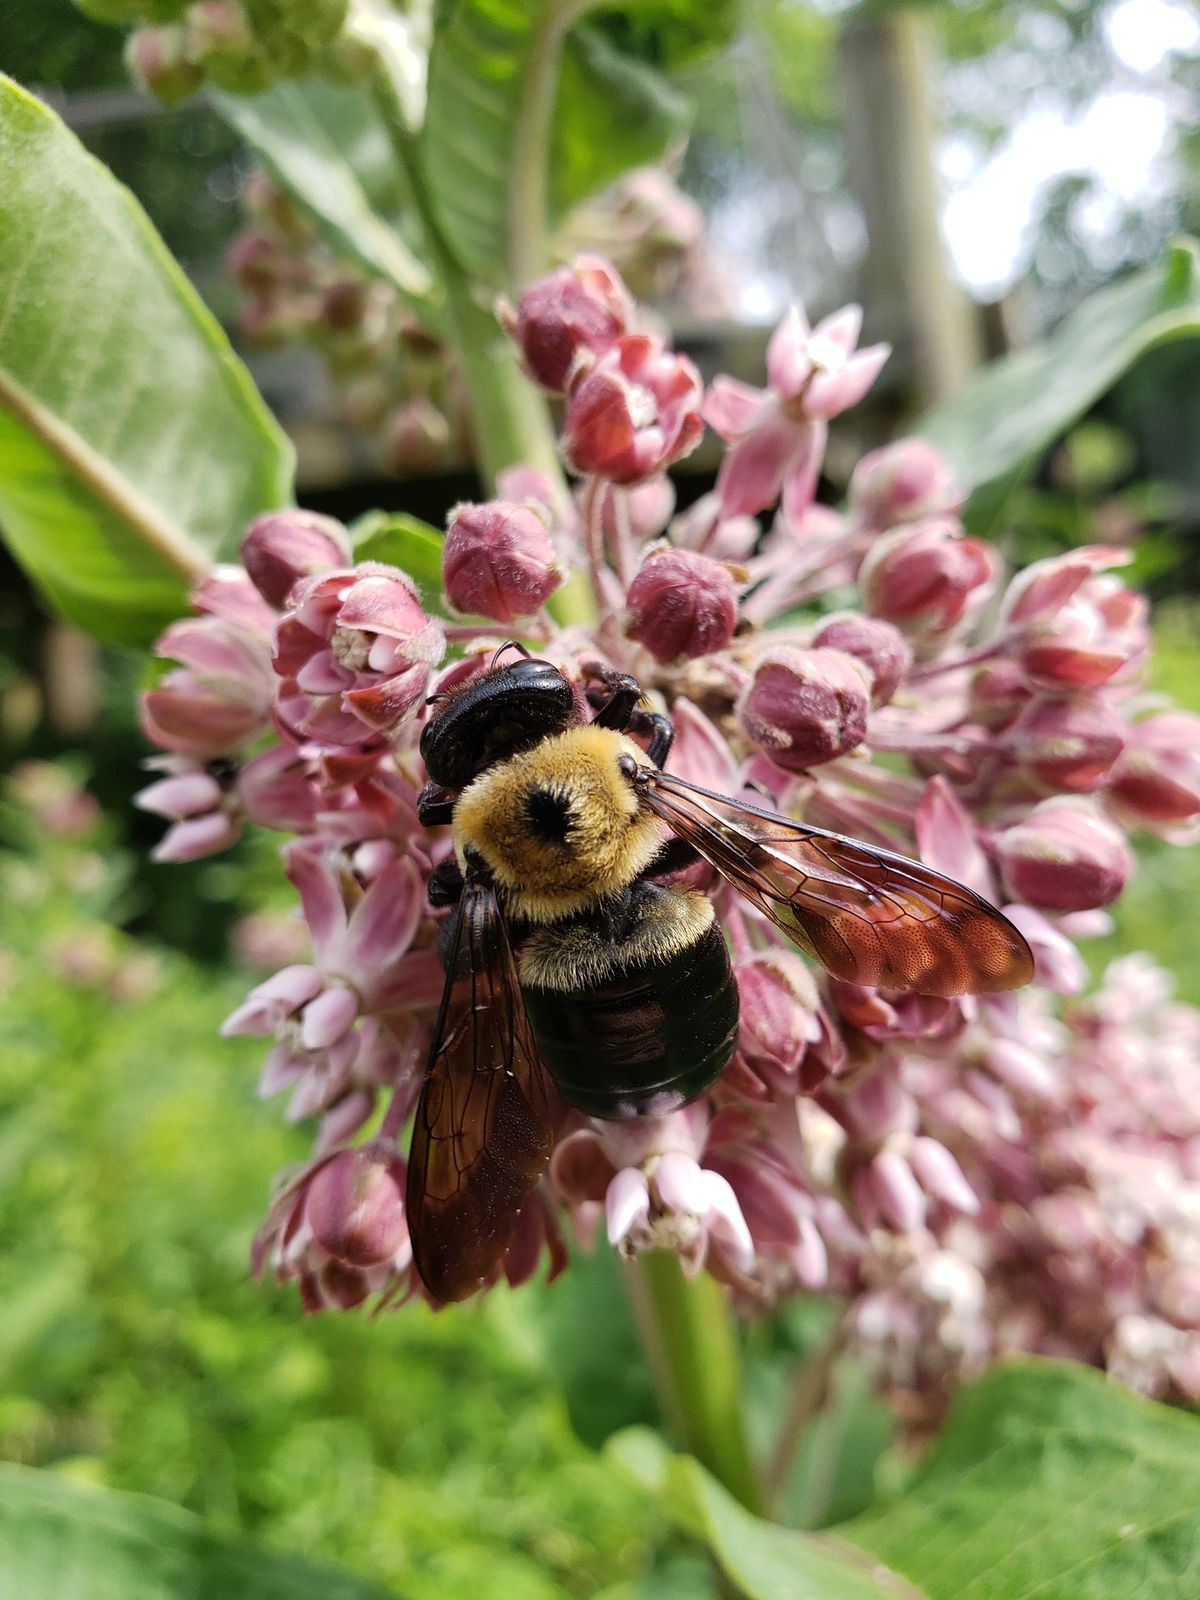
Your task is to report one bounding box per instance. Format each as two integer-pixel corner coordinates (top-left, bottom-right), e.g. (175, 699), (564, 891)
(490, 640), (531, 668)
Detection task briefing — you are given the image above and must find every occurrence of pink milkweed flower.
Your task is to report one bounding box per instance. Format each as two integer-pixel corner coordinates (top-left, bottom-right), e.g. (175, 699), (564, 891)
(273, 563), (445, 747)
(222, 842), (434, 1122)
(705, 303), (889, 523)
(251, 1140), (412, 1312)
(141, 615), (275, 757)
(135, 756), (241, 862)
(561, 334), (704, 483)
(848, 437), (963, 531)
(624, 547), (738, 663)
(1009, 694), (1125, 795)
(739, 645), (871, 772)
(858, 517), (996, 637)
(502, 254), (632, 394)
(1000, 547), (1146, 691)
(812, 614), (911, 708)
(1105, 711), (1200, 841)
(442, 500), (562, 624)
(242, 509), (352, 608)
(995, 798), (1133, 912)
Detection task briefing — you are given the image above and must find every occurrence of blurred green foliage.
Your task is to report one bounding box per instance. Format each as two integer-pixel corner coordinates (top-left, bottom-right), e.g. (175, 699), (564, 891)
(0, 801), (710, 1600)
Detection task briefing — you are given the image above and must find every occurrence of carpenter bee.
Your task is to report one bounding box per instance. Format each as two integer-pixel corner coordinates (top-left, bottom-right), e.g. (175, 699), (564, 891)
(408, 651), (1034, 1301)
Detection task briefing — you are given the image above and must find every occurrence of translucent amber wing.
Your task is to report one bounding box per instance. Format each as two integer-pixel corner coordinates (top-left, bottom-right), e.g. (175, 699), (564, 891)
(643, 771), (1034, 997)
(407, 879), (552, 1302)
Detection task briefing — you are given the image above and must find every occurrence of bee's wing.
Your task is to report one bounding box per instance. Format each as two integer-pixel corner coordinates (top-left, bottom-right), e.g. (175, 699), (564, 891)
(641, 769), (1033, 997)
(406, 877), (552, 1302)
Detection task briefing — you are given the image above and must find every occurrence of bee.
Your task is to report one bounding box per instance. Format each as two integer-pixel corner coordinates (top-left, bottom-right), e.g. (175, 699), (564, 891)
(408, 651), (1034, 1301)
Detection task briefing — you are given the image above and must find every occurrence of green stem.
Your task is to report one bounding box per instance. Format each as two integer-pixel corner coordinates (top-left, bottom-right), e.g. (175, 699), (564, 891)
(628, 1253), (764, 1515)
(507, 0), (598, 287)
(368, 67), (595, 628)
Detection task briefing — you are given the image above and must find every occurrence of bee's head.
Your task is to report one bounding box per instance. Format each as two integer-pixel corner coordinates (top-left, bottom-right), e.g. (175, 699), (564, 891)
(420, 655), (581, 789)
(451, 726), (665, 920)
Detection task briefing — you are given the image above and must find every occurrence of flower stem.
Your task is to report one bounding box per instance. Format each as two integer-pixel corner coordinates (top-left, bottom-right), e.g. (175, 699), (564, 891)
(627, 1252), (764, 1514)
(367, 67), (595, 630)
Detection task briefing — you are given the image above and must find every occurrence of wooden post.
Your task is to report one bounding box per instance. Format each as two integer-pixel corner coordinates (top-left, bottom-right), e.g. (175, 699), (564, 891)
(838, 8), (979, 410)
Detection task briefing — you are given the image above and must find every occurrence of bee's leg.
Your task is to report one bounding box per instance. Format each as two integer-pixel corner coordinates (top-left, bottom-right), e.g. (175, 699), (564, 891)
(417, 780), (458, 827)
(629, 710), (673, 768)
(586, 671), (642, 731)
(428, 856), (464, 907)
(639, 834), (701, 879)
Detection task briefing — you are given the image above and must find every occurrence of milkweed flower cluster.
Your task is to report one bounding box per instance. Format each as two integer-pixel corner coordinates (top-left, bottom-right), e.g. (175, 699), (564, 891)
(136, 254), (1200, 1405)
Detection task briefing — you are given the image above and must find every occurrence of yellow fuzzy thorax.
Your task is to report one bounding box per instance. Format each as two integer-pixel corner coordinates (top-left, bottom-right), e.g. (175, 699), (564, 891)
(519, 888), (714, 990)
(452, 725), (666, 921)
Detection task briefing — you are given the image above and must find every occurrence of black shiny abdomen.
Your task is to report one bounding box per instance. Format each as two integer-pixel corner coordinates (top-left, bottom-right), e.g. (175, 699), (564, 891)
(521, 922), (739, 1119)
(421, 658), (578, 788)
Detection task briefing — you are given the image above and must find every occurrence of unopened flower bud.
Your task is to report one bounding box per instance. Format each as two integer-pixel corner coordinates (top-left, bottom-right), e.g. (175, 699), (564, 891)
(562, 335), (704, 483)
(383, 397), (451, 476)
(226, 230), (301, 297)
(739, 646), (871, 771)
(1106, 711), (1200, 833)
(996, 797), (1132, 911)
(736, 951), (819, 1086)
(242, 510), (351, 608)
(125, 24), (203, 104)
(305, 1145), (409, 1269)
(185, 1), (272, 93)
(624, 548), (737, 663)
(812, 613), (911, 707)
(442, 500), (561, 624)
(859, 517), (995, 633)
(848, 437), (961, 529)
(1011, 694), (1125, 794)
(504, 254), (631, 394)
(968, 658), (1033, 730)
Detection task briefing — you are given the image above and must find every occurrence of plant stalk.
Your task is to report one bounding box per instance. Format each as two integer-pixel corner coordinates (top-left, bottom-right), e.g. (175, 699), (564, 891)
(627, 1252), (764, 1515)
(367, 66), (595, 628)
(507, 0), (599, 287)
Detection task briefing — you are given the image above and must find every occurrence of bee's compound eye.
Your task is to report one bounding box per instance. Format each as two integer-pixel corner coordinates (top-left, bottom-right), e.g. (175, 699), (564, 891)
(616, 753), (639, 783)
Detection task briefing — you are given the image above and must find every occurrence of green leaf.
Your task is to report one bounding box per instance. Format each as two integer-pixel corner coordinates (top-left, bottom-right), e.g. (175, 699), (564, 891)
(422, 0), (690, 285)
(838, 1360), (1200, 1599)
(608, 1428), (924, 1600)
(215, 76), (436, 308)
(0, 1461), (392, 1600)
(919, 239), (1200, 531)
(0, 76), (293, 645)
(351, 509), (447, 611)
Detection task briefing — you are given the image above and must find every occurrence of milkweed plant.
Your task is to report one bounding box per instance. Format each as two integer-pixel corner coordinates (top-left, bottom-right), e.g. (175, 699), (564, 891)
(137, 251), (1200, 1419)
(5, 0), (1200, 1565)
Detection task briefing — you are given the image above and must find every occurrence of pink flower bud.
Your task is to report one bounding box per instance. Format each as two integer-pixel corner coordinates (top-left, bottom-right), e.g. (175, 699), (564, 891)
(812, 613), (911, 707)
(848, 437), (961, 529)
(443, 500), (561, 624)
(859, 518), (995, 633)
(227, 231), (306, 297)
(624, 548), (737, 663)
(305, 1145), (409, 1268)
(124, 25), (203, 106)
(242, 510), (352, 608)
(1106, 712), (1200, 833)
(739, 646), (871, 771)
(561, 334), (704, 484)
(908, 1137), (978, 1214)
(1010, 694), (1125, 794)
(383, 397), (451, 476)
(995, 797), (1132, 911)
(505, 254), (632, 394)
(736, 951), (819, 1087)
(968, 659), (1033, 731)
